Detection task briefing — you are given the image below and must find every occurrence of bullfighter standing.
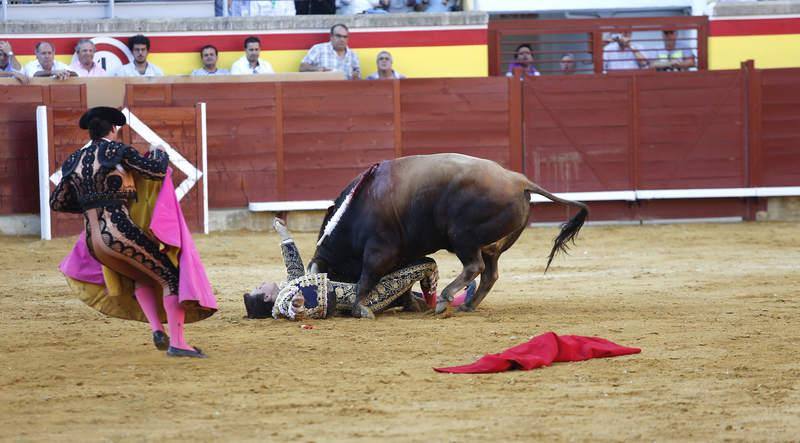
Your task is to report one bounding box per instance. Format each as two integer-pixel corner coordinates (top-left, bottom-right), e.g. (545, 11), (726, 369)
(51, 107), (216, 358)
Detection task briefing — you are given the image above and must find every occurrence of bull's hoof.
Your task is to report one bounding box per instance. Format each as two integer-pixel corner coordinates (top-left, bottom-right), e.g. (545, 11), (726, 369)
(434, 300), (453, 317)
(352, 304), (375, 320)
(457, 304), (476, 312)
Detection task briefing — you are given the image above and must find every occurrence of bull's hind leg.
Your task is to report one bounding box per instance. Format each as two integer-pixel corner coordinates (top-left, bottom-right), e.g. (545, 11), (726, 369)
(461, 225), (525, 311)
(459, 247), (499, 312)
(435, 249), (484, 316)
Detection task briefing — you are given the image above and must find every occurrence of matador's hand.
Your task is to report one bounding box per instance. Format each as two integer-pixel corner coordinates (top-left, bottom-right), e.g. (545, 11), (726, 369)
(273, 217), (292, 242)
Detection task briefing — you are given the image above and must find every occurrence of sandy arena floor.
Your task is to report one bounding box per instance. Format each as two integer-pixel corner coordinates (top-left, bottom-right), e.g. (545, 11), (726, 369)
(1, 222), (799, 442)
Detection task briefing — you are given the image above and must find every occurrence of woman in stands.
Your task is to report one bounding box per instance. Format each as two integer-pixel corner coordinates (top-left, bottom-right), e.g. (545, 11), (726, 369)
(51, 106), (213, 358)
(243, 218), (475, 320)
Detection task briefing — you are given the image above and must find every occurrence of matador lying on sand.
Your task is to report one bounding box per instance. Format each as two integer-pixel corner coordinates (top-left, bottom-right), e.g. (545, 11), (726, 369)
(243, 218), (475, 321)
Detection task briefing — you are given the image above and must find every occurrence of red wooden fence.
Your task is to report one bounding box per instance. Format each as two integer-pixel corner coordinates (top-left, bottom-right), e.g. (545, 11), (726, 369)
(1, 63), (798, 226)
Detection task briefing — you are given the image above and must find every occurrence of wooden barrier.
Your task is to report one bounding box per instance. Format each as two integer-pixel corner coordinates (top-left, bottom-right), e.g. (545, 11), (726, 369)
(41, 104), (204, 237)
(0, 84), (85, 215)
(3, 65), (800, 226)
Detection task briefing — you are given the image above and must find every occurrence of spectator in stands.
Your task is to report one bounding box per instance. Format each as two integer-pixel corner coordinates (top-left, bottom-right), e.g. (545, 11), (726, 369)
(229, 0), (249, 15)
(300, 24), (361, 79)
(506, 43), (540, 78)
(23, 41), (77, 80)
(0, 40), (27, 84)
(651, 30), (696, 71)
(296, 0), (335, 14)
(381, 0), (413, 12)
(191, 45), (230, 76)
(113, 35), (164, 77)
(603, 31), (649, 72)
(336, 0), (382, 14)
(560, 53), (576, 75)
(366, 50), (405, 79)
(70, 39), (107, 77)
(231, 36), (275, 74)
(413, 0), (459, 12)
(248, 0), (296, 15)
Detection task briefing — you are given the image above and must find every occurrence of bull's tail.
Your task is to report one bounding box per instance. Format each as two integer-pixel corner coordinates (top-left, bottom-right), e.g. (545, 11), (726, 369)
(526, 183), (589, 272)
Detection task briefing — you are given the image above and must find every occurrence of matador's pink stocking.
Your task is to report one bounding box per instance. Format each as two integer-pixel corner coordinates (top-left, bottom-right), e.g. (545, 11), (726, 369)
(163, 295), (191, 350)
(135, 286), (165, 332)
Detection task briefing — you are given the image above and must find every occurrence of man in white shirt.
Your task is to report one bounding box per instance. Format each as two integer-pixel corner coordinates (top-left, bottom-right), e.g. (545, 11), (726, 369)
(366, 50), (405, 79)
(603, 31), (649, 72)
(113, 34), (164, 77)
(69, 39), (107, 77)
(191, 45), (230, 76)
(23, 41), (76, 80)
(230, 36), (275, 75)
(299, 24), (360, 80)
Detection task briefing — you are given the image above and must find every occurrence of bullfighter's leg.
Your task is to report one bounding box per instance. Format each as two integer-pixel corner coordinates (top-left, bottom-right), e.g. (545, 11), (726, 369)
(362, 258), (438, 314)
(435, 248), (485, 316)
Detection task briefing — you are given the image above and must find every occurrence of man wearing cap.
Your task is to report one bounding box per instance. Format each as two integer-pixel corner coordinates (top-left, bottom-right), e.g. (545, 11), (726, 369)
(0, 40), (27, 84)
(51, 107), (215, 358)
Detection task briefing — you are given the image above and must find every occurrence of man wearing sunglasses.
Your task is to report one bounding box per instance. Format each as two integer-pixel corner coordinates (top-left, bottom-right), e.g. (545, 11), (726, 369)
(300, 23), (361, 80)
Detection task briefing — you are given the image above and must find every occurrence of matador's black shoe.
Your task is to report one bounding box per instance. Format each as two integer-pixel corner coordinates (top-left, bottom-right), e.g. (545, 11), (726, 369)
(152, 331), (170, 351)
(166, 346), (208, 358)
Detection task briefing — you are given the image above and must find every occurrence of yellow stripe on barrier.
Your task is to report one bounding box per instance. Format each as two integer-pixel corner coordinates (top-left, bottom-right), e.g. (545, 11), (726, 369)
(709, 35), (800, 70)
(15, 46), (488, 78)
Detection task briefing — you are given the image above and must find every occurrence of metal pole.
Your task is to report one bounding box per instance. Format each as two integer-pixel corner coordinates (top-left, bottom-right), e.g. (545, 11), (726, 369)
(36, 106), (52, 241)
(223, 0), (229, 17)
(2, 0), (8, 22)
(108, 0), (115, 19)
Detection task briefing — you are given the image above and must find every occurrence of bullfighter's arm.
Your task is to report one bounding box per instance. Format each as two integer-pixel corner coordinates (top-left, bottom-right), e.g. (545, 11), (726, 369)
(275, 218), (305, 281)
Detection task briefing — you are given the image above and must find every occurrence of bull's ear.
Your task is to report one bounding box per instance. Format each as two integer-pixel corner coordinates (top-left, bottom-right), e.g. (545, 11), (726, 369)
(325, 205), (335, 218)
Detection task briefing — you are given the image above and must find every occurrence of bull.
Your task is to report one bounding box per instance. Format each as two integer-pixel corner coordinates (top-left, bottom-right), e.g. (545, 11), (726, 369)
(308, 153), (588, 318)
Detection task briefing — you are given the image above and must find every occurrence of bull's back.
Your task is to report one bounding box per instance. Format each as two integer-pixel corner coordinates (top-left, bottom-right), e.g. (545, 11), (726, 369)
(367, 154), (530, 256)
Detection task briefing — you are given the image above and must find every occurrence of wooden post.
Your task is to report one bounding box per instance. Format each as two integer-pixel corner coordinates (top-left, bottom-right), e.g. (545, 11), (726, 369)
(630, 75), (640, 191)
(393, 79), (402, 159)
(742, 60), (762, 221)
(508, 75), (523, 173)
(592, 30), (604, 74)
(275, 83), (285, 200)
(743, 60), (762, 188)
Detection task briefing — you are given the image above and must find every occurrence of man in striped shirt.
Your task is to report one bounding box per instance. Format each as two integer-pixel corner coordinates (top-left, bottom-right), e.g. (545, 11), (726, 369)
(300, 23), (361, 80)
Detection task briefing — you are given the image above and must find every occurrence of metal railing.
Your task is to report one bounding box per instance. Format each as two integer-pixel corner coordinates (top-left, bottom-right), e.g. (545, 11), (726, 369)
(1, 0), (214, 20)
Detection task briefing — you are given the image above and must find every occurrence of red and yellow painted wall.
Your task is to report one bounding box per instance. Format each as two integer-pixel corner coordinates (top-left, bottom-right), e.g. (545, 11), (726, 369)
(2, 15), (799, 78)
(1, 26), (488, 78)
(710, 15), (800, 69)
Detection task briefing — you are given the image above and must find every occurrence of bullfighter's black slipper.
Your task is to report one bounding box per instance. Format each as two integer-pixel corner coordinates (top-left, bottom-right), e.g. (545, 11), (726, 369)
(166, 346), (208, 358)
(152, 331), (170, 351)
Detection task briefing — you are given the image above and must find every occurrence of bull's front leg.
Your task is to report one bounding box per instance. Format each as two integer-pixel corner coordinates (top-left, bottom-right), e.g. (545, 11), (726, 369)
(352, 276), (377, 319)
(352, 243), (397, 319)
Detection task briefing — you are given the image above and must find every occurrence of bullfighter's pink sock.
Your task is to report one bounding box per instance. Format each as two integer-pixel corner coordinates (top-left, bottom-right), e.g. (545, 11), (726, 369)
(163, 295), (191, 350)
(135, 286), (164, 332)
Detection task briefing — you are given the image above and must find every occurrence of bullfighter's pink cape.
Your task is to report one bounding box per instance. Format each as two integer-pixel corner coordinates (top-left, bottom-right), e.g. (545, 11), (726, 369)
(59, 168), (217, 321)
